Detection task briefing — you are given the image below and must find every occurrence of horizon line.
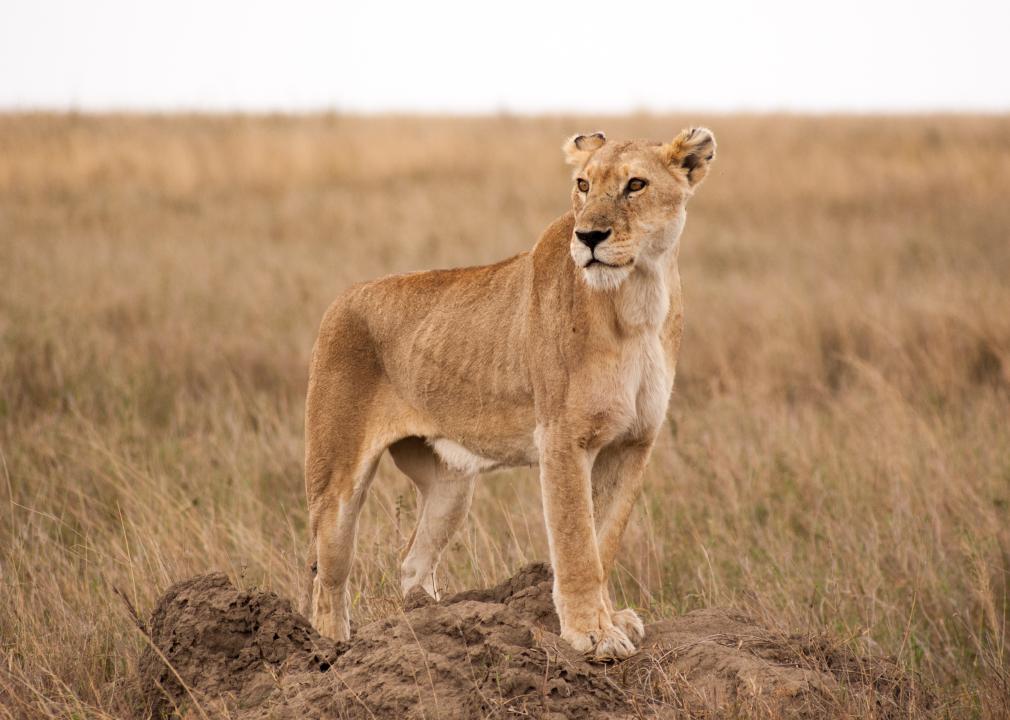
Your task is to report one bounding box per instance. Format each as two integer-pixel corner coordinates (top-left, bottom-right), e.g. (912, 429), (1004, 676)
(3, 106), (1010, 118)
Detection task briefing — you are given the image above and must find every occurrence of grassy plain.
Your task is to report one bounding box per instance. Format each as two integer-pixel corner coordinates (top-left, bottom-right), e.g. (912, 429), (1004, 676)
(1, 113), (1008, 717)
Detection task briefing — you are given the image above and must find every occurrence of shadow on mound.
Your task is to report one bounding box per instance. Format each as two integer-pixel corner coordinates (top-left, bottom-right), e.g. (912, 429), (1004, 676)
(136, 564), (927, 719)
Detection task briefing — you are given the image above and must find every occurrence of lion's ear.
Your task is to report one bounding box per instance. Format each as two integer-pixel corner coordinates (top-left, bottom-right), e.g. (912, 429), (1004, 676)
(663, 127), (716, 187)
(562, 131), (606, 167)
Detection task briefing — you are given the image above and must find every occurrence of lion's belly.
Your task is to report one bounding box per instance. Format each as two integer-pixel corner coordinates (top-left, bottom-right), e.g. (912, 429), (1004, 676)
(408, 337), (671, 470)
(378, 310), (540, 469)
(385, 324), (670, 471)
(428, 436), (538, 474)
(392, 360), (540, 471)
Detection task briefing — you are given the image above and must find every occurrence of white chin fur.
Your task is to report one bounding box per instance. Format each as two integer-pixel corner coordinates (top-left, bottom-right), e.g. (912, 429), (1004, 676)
(581, 263), (633, 291)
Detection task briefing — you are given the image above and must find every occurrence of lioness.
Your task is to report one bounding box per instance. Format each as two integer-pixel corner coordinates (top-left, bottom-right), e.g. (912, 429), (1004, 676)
(305, 127), (716, 659)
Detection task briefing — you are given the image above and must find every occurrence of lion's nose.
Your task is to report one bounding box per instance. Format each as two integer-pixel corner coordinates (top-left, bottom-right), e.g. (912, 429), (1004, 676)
(575, 228), (612, 250)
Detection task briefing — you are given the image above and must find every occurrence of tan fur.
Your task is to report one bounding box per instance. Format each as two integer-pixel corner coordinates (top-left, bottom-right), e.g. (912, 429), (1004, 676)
(304, 128), (716, 659)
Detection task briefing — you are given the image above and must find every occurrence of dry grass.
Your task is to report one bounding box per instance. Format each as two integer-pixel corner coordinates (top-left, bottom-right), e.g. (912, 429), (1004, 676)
(1, 113), (1008, 718)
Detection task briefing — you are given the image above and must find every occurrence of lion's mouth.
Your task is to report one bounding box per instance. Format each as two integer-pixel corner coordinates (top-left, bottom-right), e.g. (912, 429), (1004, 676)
(584, 258), (631, 269)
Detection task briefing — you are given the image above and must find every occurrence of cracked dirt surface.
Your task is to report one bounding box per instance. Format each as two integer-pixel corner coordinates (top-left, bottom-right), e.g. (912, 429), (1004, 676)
(136, 563), (924, 718)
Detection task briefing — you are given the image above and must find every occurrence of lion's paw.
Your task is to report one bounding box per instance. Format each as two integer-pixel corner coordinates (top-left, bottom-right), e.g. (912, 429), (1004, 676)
(312, 611), (350, 642)
(311, 581), (351, 641)
(561, 624), (636, 660)
(611, 607), (645, 645)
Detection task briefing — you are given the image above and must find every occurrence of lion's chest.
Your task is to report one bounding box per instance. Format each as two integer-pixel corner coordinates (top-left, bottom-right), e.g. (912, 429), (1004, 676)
(624, 334), (674, 438)
(579, 333), (673, 447)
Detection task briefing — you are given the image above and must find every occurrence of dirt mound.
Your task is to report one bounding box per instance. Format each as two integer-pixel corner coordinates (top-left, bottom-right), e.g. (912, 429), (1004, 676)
(136, 564), (925, 718)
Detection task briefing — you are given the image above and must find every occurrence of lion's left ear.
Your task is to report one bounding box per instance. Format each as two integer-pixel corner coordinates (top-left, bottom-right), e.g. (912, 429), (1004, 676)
(562, 131), (606, 167)
(662, 127), (716, 187)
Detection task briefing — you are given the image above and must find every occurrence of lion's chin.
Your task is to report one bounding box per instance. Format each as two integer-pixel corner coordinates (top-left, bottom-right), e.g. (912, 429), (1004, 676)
(580, 262), (633, 291)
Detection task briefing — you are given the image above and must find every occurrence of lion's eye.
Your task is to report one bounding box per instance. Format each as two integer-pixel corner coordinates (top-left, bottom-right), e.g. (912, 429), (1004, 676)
(626, 178), (647, 193)
(577, 179), (590, 193)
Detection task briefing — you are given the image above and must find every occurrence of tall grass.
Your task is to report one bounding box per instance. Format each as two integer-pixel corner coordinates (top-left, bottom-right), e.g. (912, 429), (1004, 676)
(1, 113), (1008, 717)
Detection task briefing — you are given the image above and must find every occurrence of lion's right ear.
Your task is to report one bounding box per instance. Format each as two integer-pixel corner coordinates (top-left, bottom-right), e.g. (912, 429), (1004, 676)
(562, 131), (606, 167)
(663, 127), (716, 187)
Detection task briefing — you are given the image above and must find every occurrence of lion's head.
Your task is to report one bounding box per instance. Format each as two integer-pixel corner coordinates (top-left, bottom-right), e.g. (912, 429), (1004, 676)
(563, 128), (716, 290)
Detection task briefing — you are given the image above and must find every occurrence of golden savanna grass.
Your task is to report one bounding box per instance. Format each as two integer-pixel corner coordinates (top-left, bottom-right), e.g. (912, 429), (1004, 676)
(1, 113), (1008, 717)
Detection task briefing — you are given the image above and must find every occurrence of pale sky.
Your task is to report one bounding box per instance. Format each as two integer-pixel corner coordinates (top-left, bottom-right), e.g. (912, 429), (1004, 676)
(2, 0), (1009, 113)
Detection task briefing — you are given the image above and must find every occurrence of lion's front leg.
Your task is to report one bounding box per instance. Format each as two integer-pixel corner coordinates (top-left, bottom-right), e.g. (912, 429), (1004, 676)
(592, 440), (655, 645)
(538, 429), (635, 660)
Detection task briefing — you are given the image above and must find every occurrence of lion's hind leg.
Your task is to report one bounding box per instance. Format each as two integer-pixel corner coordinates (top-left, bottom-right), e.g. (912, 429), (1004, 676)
(306, 442), (383, 641)
(390, 437), (476, 599)
(304, 308), (392, 641)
